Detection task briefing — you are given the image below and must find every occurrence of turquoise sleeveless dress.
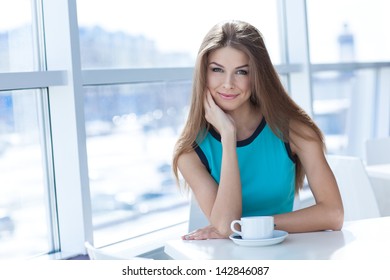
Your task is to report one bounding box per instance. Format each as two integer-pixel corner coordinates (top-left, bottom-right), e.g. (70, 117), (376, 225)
(194, 118), (296, 216)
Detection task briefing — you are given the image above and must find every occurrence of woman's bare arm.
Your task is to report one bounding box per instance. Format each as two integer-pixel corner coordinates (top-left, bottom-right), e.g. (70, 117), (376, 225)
(178, 91), (242, 238)
(274, 122), (344, 232)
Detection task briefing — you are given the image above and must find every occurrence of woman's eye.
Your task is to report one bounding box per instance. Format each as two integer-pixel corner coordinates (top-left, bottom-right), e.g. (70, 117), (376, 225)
(211, 67), (223, 73)
(236, 69), (248, 75)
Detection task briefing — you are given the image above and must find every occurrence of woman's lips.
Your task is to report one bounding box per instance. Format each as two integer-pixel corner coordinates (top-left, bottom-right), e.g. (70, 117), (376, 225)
(219, 92), (238, 100)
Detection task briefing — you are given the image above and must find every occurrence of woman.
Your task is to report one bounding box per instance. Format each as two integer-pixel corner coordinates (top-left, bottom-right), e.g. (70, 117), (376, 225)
(172, 20), (343, 240)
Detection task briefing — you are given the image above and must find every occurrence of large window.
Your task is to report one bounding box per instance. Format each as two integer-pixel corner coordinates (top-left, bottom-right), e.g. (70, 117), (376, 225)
(76, 0), (281, 68)
(307, 0), (390, 63)
(0, 1), (58, 259)
(311, 69), (379, 155)
(307, 0), (390, 157)
(0, 0), (37, 72)
(0, 89), (56, 259)
(84, 82), (191, 245)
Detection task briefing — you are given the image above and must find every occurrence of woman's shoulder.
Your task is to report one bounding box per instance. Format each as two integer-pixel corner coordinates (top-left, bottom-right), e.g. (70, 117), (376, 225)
(288, 119), (324, 154)
(177, 149), (201, 168)
(177, 148), (212, 180)
(289, 118), (323, 139)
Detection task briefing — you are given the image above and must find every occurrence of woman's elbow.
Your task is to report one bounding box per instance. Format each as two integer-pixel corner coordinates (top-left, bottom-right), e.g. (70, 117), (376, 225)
(328, 206), (344, 231)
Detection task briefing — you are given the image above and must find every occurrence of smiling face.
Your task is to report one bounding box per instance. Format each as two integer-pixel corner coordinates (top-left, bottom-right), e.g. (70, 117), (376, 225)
(206, 46), (252, 113)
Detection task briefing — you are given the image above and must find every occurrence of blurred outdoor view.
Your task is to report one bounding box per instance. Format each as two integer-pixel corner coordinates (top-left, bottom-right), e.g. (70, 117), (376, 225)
(83, 81), (192, 245)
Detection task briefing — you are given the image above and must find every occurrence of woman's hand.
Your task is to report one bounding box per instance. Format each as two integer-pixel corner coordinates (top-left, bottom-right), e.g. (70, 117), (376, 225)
(181, 225), (228, 240)
(204, 90), (236, 140)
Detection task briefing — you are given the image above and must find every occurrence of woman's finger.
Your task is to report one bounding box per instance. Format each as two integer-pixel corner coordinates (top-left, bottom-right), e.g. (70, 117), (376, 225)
(206, 90), (216, 108)
(204, 89), (213, 107)
(182, 225), (227, 240)
(204, 93), (210, 109)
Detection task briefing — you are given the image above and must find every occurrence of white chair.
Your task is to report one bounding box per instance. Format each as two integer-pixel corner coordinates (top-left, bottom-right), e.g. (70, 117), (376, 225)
(365, 137), (390, 165)
(326, 155), (380, 221)
(85, 242), (150, 260)
(294, 178), (316, 210)
(188, 194), (209, 233)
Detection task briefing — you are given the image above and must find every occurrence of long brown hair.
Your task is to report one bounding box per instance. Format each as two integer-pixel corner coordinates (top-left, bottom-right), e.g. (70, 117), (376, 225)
(172, 20), (324, 192)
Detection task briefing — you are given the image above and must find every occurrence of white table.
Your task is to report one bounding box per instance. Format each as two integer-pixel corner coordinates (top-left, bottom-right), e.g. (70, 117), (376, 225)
(164, 217), (390, 260)
(365, 164), (390, 216)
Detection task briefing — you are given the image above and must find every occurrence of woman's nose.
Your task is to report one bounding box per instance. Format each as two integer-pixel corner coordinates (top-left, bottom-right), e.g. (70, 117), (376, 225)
(222, 74), (235, 89)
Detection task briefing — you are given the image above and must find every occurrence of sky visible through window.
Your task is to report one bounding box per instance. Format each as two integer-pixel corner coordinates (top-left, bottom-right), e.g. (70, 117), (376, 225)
(75, 0), (280, 58)
(1, 0), (389, 62)
(75, 0), (389, 63)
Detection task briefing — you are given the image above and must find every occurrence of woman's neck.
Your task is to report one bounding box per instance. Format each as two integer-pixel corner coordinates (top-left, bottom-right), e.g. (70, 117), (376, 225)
(228, 104), (262, 141)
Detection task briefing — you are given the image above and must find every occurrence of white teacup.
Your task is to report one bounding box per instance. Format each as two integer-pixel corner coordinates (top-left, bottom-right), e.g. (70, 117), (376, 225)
(230, 216), (274, 240)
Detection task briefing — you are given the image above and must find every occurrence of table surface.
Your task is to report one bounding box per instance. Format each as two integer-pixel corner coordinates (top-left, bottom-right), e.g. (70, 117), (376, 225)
(164, 217), (390, 260)
(366, 164), (390, 180)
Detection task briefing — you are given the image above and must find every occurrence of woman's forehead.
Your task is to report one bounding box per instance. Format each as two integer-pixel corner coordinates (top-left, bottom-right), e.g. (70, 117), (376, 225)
(208, 46), (249, 67)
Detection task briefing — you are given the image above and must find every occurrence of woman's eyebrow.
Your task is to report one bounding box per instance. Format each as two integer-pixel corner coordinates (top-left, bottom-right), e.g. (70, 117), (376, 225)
(236, 64), (249, 69)
(209, 62), (249, 69)
(209, 62), (224, 67)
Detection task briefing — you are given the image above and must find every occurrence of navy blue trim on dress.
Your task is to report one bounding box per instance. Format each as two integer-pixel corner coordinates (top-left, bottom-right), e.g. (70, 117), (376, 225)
(208, 117), (267, 147)
(284, 142), (297, 163)
(193, 143), (211, 173)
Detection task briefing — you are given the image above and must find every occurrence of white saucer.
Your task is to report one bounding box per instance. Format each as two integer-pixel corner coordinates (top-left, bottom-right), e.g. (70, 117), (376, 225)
(229, 230), (288, 247)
